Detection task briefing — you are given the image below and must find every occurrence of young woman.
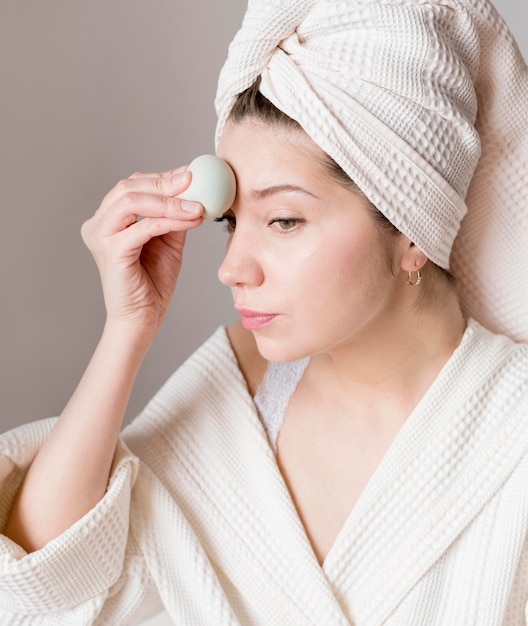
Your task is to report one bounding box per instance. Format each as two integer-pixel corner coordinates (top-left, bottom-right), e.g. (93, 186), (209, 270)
(1, 0), (527, 624)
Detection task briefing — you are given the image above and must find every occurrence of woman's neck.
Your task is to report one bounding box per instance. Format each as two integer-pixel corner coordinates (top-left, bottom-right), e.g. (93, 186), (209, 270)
(308, 283), (466, 424)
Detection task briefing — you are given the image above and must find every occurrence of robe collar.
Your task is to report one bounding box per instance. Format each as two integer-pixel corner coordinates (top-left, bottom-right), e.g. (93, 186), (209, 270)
(166, 323), (528, 625)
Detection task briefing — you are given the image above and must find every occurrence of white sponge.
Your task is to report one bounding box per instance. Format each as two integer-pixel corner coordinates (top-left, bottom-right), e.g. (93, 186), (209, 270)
(177, 154), (236, 219)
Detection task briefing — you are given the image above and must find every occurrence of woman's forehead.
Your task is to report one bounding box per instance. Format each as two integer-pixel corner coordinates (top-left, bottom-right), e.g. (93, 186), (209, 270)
(216, 121), (333, 190)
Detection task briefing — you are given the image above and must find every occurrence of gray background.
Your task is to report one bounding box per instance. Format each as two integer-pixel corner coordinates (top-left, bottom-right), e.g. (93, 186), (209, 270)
(0, 1), (246, 432)
(0, 0), (526, 437)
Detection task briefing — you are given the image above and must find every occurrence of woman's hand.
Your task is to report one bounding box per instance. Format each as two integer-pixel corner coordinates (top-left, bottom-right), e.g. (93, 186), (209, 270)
(81, 167), (203, 336)
(4, 167), (205, 553)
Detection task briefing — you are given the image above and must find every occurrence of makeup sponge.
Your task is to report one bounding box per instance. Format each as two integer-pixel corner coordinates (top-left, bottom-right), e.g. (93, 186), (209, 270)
(177, 154), (236, 219)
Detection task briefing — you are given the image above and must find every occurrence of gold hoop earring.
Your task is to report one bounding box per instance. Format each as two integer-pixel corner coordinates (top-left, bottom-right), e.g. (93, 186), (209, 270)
(407, 269), (422, 286)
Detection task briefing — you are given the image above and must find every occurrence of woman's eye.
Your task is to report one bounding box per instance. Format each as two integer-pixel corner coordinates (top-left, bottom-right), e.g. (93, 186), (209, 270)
(271, 218), (300, 232)
(214, 215), (236, 232)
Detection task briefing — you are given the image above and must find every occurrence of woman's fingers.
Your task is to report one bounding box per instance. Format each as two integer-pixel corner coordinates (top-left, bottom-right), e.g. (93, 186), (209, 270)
(126, 165), (187, 181)
(83, 167), (204, 248)
(78, 166), (205, 327)
(104, 191), (203, 233)
(97, 167), (193, 222)
(112, 213), (203, 254)
(82, 207), (203, 258)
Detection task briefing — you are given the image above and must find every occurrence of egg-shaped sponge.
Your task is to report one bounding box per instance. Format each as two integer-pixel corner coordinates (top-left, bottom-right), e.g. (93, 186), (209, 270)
(177, 154), (236, 219)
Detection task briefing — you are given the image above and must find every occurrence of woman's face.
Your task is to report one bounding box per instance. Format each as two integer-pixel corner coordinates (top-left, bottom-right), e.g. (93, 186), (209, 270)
(216, 120), (404, 362)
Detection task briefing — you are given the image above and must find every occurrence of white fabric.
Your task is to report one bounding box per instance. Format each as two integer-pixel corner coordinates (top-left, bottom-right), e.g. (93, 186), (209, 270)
(254, 357), (309, 450)
(2, 324), (528, 624)
(215, 0), (528, 344)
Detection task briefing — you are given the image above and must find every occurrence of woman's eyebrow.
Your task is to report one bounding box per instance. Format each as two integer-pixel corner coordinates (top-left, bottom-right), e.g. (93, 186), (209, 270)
(249, 184), (319, 201)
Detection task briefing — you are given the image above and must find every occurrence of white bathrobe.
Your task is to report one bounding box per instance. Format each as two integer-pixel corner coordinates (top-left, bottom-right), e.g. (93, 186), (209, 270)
(1, 320), (528, 625)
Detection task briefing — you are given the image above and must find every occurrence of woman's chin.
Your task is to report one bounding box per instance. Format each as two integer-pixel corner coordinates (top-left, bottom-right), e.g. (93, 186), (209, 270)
(253, 335), (311, 364)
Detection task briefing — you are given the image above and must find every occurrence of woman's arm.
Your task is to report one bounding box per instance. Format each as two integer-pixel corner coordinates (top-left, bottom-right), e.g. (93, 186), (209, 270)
(4, 167), (203, 552)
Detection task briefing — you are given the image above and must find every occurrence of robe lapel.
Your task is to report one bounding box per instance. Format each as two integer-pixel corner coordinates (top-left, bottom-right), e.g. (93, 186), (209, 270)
(219, 356), (353, 625)
(155, 324), (527, 625)
(167, 327), (354, 625)
(322, 323), (528, 624)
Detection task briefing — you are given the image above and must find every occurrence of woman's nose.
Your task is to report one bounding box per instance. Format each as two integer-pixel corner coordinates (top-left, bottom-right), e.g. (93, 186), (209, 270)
(217, 228), (264, 288)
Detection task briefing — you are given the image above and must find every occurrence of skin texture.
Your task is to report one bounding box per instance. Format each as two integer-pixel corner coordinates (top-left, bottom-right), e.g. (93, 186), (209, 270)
(218, 122), (418, 364)
(217, 120), (466, 563)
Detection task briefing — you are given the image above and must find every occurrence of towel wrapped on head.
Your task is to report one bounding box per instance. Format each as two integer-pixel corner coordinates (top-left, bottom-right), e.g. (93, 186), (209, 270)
(215, 0), (528, 344)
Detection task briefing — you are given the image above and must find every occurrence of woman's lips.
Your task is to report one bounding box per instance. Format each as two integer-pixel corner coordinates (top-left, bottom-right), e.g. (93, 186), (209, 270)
(235, 307), (279, 331)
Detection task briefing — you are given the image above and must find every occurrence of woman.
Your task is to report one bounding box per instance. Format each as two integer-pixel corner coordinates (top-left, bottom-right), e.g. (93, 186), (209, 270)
(1, 0), (528, 624)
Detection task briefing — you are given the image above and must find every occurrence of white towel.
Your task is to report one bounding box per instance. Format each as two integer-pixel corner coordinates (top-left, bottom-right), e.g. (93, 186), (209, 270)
(215, 0), (528, 344)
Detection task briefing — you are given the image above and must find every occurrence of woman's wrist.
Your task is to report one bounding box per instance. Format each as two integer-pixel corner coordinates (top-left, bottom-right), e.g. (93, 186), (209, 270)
(101, 315), (159, 360)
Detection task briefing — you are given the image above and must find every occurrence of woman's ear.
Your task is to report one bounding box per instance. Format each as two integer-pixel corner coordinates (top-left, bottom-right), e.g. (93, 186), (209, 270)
(397, 237), (428, 272)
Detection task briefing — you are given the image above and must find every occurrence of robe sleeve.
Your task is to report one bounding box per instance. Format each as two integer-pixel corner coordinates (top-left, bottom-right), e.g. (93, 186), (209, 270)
(0, 418), (163, 625)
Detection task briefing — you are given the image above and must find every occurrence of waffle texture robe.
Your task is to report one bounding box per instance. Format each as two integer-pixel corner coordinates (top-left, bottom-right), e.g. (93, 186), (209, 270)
(1, 321), (528, 625)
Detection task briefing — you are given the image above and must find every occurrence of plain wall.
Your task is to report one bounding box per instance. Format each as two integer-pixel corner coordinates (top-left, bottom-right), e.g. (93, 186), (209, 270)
(0, 3), (526, 430)
(0, 1), (246, 432)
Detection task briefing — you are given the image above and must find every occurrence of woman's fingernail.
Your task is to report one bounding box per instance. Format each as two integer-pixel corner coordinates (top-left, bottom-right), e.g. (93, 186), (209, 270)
(180, 200), (202, 214)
